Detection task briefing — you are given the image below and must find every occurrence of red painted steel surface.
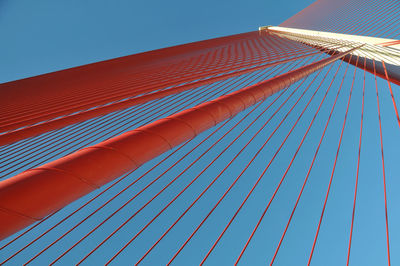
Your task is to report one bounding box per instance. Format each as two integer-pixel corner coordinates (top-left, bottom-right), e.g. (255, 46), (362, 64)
(0, 46), (358, 240)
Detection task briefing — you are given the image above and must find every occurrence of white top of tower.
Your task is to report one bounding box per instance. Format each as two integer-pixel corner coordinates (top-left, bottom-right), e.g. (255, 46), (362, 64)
(260, 26), (400, 66)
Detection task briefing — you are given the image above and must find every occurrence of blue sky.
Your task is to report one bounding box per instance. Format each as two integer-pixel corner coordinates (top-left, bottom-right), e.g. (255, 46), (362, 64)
(0, 0), (314, 83)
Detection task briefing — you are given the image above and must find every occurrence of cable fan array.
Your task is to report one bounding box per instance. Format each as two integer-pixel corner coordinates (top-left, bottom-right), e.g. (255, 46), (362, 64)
(0, 0), (399, 265)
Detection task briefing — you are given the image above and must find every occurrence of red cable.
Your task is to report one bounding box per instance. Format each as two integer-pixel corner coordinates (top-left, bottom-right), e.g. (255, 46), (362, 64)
(0, 75), (235, 176)
(2, 63), (263, 173)
(199, 52), (337, 266)
(373, 59), (391, 266)
(0, 38), (310, 128)
(75, 53), (317, 265)
(22, 53), (300, 261)
(107, 57), (318, 266)
(3, 43), (316, 174)
(76, 97), (280, 266)
(272, 55), (356, 265)
(381, 61), (400, 130)
(306, 58), (354, 265)
(138, 59), (317, 265)
(346, 56), (364, 266)
(235, 59), (341, 266)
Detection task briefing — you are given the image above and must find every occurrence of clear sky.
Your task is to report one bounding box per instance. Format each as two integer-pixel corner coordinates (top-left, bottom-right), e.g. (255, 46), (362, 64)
(0, 0), (315, 83)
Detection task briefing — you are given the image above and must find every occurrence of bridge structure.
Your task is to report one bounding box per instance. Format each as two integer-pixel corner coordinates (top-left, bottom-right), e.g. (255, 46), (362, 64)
(0, 0), (399, 265)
